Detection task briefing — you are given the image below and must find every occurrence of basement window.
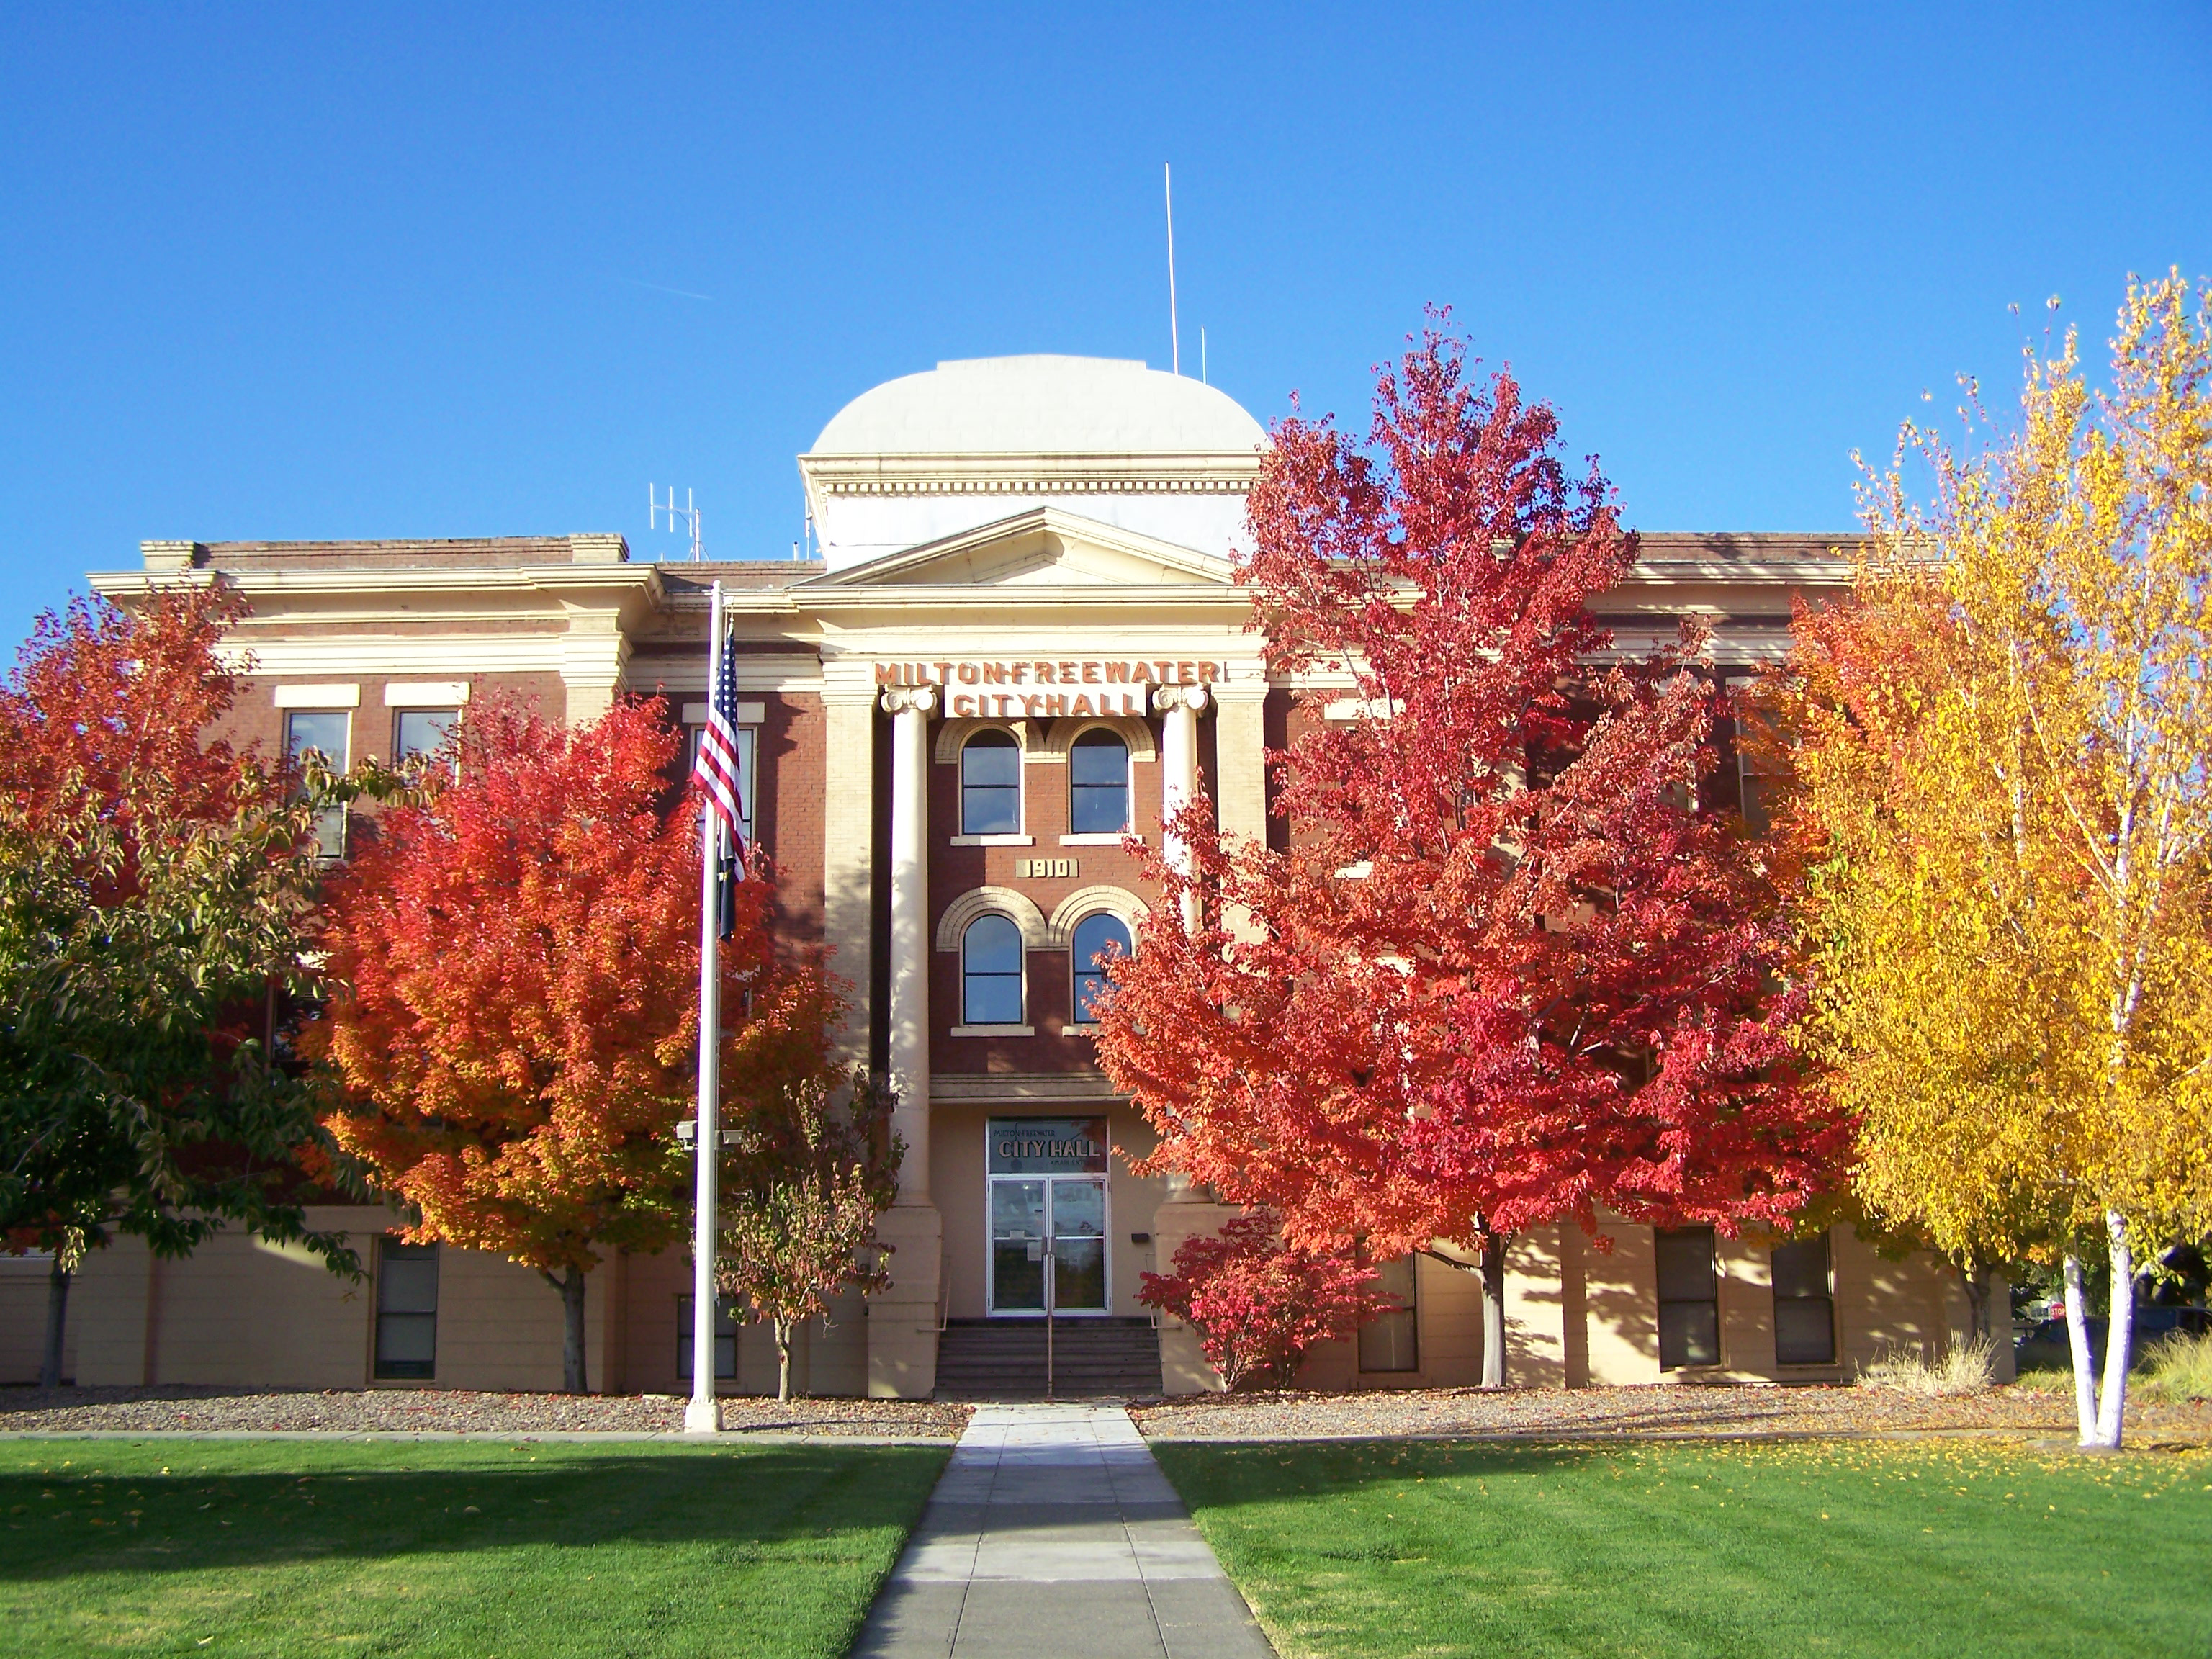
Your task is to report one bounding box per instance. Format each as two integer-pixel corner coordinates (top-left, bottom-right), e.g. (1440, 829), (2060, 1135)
(677, 1295), (739, 1380)
(1771, 1233), (1838, 1365)
(1358, 1253), (1419, 1373)
(1655, 1226), (1720, 1369)
(374, 1239), (439, 1380)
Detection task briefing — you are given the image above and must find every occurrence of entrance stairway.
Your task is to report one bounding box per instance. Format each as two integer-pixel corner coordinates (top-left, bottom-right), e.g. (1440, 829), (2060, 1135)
(933, 1317), (1165, 1400)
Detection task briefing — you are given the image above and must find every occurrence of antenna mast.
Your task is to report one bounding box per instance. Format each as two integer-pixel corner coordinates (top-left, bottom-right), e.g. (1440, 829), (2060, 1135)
(1164, 162), (1180, 376)
(648, 482), (704, 560)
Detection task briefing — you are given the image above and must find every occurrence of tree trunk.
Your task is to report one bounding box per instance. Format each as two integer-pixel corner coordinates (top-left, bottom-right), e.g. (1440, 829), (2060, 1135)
(2092, 1211), (2134, 1450)
(1957, 1261), (1992, 1343)
(2062, 1252), (2098, 1446)
(774, 1317), (794, 1403)
(39, 1261), (71, 1390)
(1479, 1232), (1510, 1389)
(544, 1267), (589, 1395)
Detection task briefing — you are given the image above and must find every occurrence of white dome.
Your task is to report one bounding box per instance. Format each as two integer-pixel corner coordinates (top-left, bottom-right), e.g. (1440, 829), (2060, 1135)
(809, 355), (1267, 456)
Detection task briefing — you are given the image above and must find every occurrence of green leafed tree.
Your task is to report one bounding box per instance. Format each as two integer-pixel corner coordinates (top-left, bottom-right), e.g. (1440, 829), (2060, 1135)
(713, 970), (901, 1402)
(0, 588), (357, 1388)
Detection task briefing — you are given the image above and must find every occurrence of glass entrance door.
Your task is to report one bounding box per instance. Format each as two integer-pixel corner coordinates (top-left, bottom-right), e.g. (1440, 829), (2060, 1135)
(1049, 1177), (1107, 1313)
(989, 1179), (1047, 1313)
(988, 1175), (1109, 1316)
(986, 1116), (1112, 1317)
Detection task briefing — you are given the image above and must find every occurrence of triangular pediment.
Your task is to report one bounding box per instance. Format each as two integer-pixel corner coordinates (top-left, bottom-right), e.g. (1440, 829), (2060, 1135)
(801, 507), (1236, 589)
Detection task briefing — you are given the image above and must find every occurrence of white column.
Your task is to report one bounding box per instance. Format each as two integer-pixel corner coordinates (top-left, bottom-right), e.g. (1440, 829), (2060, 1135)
(883, 685), (937, 1202)
(1154, 683), (1210, 932)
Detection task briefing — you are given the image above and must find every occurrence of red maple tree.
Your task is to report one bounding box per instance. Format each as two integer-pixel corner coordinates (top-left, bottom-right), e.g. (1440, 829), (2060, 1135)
(305, 696), (755, 1393)
(1094, 325), (1846, 1383)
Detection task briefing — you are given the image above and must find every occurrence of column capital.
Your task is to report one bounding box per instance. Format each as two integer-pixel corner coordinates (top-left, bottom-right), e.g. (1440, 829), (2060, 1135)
(1152, 683), (1210, 715)
(882, 685), (940, 717)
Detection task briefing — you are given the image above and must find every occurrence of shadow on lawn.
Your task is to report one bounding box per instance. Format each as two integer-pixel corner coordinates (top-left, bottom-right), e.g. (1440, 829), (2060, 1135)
(1154, 1439), (1655, 1503)
(0, 1445), (948, 1581)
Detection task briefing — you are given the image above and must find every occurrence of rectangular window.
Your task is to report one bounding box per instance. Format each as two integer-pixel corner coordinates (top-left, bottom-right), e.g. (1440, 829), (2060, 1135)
(394, 707), (458, 765)
(676, 1295), (739, 1380)
(1771, 1233), (1838, 1364)
(285, 709), (351, 858)
(1358, 1252), (1419, 1373)
(1655, 1226), (1721, 1369)
(687, 725), (758, 844)
(374, 1239), (438, 1380)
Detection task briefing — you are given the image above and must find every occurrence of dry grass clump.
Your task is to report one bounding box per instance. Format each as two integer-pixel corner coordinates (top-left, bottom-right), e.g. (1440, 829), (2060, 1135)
(2139, 1329), (2212, 1404)
(2010, 1328), (2212, 1403)
(1856, 1334), (1997, 1396)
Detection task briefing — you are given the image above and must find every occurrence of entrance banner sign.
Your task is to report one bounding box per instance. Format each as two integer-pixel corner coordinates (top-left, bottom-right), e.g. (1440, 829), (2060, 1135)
(989, 1117), (1109, 1175)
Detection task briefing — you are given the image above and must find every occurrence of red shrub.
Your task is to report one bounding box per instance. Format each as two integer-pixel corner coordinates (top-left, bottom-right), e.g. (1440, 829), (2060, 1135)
(1138, 1213), (1395, 1390)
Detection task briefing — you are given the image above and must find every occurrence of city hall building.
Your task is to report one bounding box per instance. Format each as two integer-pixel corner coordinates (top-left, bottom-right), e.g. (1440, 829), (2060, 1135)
(4, 355), (1990, 1398)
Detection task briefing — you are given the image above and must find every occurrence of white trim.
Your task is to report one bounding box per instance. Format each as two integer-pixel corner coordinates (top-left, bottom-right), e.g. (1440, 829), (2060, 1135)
(950, 833), (1034, 847)
(950, 1024), (1035, 1039)
(1031, 714), (1157, 763)
(1059, 832), (1138, 846)
(1045, 886), (1148, 947)
(383, 681), (470, 707)
(935, 887), (1053, 952)
(935, 717), (1033, 765)
(1322, 696), (1403, 722)
(681, 701), (766, 726)
(274, 683), (360, 709)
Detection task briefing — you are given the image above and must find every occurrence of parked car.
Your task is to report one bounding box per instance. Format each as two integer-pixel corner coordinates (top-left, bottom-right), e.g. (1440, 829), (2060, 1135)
(2015, 1305), (2211, 1372)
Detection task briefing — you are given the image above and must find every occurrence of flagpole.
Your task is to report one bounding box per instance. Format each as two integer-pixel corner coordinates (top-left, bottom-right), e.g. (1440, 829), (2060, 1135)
(685, 580), (725, 1435)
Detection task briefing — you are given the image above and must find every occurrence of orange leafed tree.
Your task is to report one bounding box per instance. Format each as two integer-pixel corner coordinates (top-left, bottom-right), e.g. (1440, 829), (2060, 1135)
(307, 696), (757, 1393)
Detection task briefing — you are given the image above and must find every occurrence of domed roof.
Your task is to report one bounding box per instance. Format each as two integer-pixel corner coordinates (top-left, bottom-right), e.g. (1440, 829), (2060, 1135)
(809, 354), (1267, 456)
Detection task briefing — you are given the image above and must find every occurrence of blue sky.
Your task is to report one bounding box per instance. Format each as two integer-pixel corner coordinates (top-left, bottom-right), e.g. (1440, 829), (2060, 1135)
(1, 4), (2206, 637)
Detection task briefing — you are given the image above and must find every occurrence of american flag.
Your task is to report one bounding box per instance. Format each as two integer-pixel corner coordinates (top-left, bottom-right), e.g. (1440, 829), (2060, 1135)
(693, 631), (747, 860)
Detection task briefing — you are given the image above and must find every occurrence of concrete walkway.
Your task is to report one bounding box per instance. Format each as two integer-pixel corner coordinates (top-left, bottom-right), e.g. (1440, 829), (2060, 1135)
(851, 1403), (1276, 1659)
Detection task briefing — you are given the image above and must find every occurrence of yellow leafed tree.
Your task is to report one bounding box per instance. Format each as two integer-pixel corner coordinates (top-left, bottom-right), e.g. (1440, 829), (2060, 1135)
(1765, 272), (2212, 1449)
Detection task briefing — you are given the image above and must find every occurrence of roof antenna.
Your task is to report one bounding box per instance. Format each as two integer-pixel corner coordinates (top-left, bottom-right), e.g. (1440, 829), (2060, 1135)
(649, 483), (703, 560)
(1164, 162), (1180, 376)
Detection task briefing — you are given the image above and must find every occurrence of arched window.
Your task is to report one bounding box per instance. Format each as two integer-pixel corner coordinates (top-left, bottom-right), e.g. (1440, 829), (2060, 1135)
(961, 730), (1022, 835)
(1069, 729), (1130, 835)
(962, 914), (1025, 1025)
(1070, 912), (1132, 1025)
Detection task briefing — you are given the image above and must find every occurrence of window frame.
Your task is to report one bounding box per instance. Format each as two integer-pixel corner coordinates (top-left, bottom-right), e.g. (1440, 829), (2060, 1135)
(686, 721), (760, 846)
(1770, 1231), (1838, 1367)
(960, 912), (1028, 1030)
(1066, 727), (1133, 837)
(675, 1293), (740, 1381)
(1357, 1250), (1421, 1375)
(392, 706), (460, 772)
(1069, 909), (1133, 1027)
(1655, 1226), (1722, 1371)
(284, 709), (352, 860)
(959, 728), (1025, 837)
(373, 1236), (438, 1381)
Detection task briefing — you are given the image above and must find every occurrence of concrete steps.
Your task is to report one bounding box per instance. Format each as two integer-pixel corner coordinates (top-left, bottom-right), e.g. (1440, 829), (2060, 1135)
(933, 1317), (1164, 1401)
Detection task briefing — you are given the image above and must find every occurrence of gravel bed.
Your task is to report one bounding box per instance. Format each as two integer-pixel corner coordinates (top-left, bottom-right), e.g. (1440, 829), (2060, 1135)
(0, 1385), (972, 1439)
(1132, 1382), (2212, 1444)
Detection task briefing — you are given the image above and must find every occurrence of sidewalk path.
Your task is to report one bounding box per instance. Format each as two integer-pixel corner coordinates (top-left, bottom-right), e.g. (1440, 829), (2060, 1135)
(851, 1402), (1275, 1659)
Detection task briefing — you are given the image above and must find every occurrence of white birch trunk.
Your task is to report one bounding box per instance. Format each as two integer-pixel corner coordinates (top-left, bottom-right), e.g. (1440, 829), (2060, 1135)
(2092, 1211), (2134, 1449)
(2062, 1253), (2098, 1445)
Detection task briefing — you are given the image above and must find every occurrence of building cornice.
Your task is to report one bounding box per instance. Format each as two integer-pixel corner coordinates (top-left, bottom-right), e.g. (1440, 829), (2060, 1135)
(799, 450), (1262, 498)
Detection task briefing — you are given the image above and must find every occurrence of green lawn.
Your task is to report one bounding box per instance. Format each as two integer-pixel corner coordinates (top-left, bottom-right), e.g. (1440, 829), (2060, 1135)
(0, 1436), (948, 1658)
(1154, 1437), (2212, 1659)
